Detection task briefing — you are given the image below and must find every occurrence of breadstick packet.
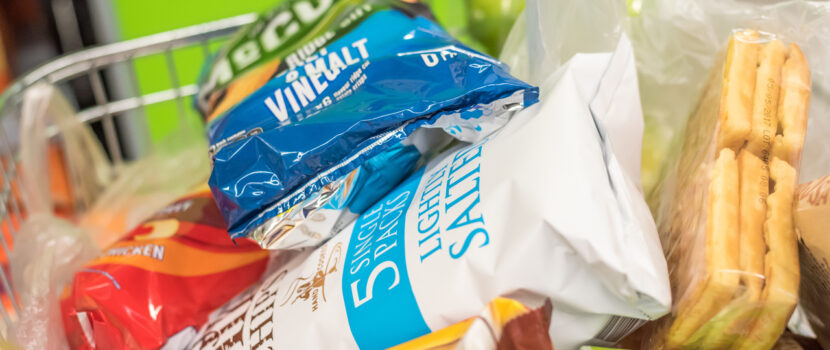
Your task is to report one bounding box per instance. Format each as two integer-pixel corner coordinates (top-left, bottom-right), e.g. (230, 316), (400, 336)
(647, 30), (810, 349)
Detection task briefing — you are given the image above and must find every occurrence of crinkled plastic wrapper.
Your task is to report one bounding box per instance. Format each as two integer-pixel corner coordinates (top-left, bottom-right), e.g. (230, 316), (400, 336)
(203, 2), (537, 250)
(647, 29), (809, 349)
(185, 38), (670, 350)
(10, 215), (99, 350)
(61, 186), (269, 350)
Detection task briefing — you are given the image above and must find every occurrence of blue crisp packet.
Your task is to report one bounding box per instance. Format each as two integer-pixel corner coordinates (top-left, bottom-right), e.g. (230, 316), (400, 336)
(207, 8), (537, 248)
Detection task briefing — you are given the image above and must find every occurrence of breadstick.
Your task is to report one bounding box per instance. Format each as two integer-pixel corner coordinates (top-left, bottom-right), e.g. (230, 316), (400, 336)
(692, 149), (769, 348)
(733, 157), (799, 349)
(717, 30), (760, 151)
(746, 40), (788, 158)
(738, 149), (768, 300)
(666, 149), (741, 348)
(771, 45), (810, 166)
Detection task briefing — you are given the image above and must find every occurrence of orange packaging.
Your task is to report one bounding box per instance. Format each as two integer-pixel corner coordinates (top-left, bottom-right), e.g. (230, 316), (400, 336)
(61, 185), (269, 349)
(390, 297), (554, 350)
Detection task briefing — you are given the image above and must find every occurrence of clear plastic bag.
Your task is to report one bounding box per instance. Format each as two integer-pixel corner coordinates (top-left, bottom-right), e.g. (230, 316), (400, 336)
(78, 133), (210, 248)
(625, 1), (829, 348)
(10, 215), (98, 350)
(10, 83), (103, 350)
(626, 0), (830, 193)
(501, 0), (830, 195)
(10, 83), (211, 349)
(18, 83), (112, 216)
(501, 0), (830, 347)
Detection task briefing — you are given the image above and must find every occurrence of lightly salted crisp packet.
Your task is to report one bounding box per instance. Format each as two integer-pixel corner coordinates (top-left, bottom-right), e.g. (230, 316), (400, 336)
(203, 1), (538, 249)
(186, 35), (670, 350)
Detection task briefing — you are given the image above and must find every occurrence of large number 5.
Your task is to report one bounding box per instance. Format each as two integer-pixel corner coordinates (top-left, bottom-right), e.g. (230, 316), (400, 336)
(350, 261), (400, 308)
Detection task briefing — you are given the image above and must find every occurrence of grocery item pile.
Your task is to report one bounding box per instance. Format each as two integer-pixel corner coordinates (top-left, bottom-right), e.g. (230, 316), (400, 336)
(5, 0), (830, 349)
(184, 36), (671, 349)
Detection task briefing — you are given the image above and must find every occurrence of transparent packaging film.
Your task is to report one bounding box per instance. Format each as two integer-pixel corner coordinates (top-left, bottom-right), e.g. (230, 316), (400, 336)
(649, 30), (808, 349)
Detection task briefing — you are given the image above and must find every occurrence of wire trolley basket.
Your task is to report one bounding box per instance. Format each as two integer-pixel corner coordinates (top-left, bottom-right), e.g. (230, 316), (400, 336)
(0, 14), (257, 342)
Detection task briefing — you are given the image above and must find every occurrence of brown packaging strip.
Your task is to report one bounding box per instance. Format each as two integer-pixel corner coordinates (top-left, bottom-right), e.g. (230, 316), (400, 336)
(794, 175), (830, 350)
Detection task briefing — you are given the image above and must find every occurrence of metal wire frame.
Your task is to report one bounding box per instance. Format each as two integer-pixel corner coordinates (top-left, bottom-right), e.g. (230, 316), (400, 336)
(0, 13), (256, 340)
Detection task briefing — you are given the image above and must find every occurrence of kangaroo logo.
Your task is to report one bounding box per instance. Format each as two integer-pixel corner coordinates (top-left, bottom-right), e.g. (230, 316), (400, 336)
(280, 242), (342, 311)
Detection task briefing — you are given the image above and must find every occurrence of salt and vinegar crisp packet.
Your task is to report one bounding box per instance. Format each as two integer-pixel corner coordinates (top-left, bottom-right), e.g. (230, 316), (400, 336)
(205, 3), (537, 249)
(186, 37), (669, 350)
(198, 0), (442, 251)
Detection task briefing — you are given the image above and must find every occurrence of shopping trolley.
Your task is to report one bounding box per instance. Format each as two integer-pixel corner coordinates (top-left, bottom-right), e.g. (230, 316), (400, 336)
(0, 14), (257, 341)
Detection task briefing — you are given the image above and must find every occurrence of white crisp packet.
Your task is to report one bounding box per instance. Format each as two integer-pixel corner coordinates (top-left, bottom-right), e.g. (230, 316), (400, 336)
(186, 36), (670, 350)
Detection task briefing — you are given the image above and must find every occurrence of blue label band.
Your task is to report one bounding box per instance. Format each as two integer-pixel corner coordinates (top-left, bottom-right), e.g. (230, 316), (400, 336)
(342, 169), (429, 350)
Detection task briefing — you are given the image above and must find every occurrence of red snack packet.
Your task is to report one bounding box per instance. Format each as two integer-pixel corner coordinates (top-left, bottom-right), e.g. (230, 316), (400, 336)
(61, 185), (269, 349)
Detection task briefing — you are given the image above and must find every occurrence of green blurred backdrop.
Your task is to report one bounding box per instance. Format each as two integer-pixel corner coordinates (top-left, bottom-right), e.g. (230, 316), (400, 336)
(113, 0), (276, 142)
